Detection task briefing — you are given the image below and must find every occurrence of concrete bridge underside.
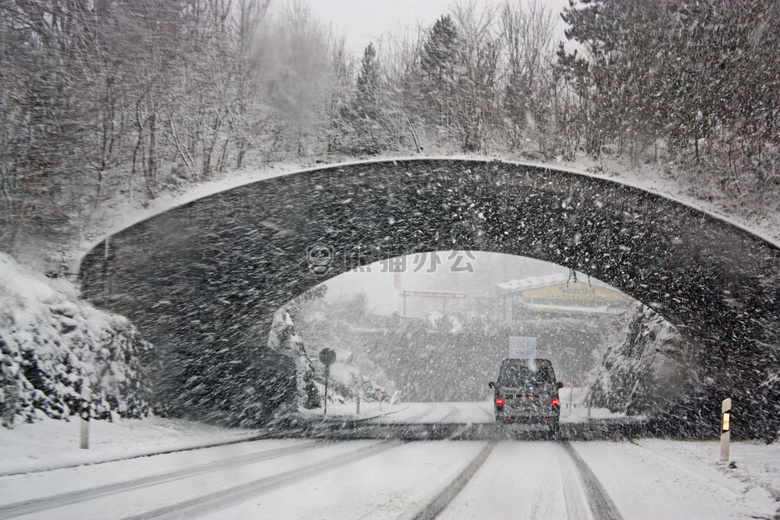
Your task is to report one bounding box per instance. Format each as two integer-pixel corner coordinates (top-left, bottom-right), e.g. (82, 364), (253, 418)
(79, 159), (779, 432)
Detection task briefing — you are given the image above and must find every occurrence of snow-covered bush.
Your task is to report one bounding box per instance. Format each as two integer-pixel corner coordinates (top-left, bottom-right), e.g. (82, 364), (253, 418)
(267, 309), (320, 410)
(267, 305), (391, 412)
(0, 253), (150, 427)
(588, 303), (698, 417)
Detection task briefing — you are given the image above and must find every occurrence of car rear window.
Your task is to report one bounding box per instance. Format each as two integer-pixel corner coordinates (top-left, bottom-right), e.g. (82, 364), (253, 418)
(498, 365), (554, 386)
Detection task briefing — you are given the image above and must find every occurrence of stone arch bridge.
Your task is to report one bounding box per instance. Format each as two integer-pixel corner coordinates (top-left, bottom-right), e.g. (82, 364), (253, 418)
(79, 159), (779, 434)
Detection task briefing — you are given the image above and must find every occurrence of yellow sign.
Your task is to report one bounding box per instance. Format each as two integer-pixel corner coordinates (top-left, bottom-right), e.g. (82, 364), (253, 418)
(522, 283), (628, 303)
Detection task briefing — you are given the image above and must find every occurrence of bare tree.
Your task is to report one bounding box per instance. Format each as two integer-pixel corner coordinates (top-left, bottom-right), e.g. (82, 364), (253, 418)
(450, 1), (502, 152)
(500, 0), (558, 153)
(258, 2), (331, 157)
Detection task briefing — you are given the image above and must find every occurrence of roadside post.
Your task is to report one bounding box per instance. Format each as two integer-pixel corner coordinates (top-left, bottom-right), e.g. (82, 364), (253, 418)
(587, 394), (592, 420)
(80, 384), (91, 450)
(568, 379), (574, 417)
(319, 348), (336, 415)
(721, 398), (731, 462)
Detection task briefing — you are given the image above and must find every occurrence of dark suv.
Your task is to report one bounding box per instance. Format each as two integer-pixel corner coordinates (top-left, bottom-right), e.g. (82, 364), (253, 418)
(489, 358), (563, 433)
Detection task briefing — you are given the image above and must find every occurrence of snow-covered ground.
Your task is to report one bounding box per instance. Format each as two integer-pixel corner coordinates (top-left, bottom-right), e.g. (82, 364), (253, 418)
(1, 408), (777, 519)
(575, 439), (780, 520)
(0, 415), (263, 476)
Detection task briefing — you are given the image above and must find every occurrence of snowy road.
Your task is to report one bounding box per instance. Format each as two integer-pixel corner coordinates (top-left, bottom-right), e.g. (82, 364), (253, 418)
(0, 438), (617, 519)
(297, 398), (643, 442)
(361, 401), (491, 424)
(2, 426), (776, 519)
(306, 391), (629, 426)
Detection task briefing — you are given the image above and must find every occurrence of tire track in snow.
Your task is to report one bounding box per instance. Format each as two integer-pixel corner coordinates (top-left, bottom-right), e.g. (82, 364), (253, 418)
(557, 442), (594, 520)
(371, 403), (436, 424)
(561, 441), (623, 520)
(121, 440), (403, 520)
(410, 441), (497, 520)
(437, 405), (465, 439)
(398, 403), (437, 423)
(0, 440), (324, 519)
(438, 404), (461, 423)
(478, 401), (495, 420)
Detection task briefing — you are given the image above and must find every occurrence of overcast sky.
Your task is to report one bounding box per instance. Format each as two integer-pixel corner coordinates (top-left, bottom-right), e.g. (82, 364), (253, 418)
(304, 0), (571, 56)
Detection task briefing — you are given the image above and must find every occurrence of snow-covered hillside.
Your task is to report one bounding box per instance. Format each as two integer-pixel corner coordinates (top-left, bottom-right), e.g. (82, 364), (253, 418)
(0, 253), (150, 426)
(589, 303), (697, 416)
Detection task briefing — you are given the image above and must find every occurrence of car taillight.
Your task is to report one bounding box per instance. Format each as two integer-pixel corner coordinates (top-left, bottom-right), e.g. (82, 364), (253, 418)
(495, 397), (504, 406)
(551, 396), (560, 406)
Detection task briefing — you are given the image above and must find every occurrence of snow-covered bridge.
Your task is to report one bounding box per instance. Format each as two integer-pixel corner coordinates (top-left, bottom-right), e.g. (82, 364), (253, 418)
(78, 158), (779, 431)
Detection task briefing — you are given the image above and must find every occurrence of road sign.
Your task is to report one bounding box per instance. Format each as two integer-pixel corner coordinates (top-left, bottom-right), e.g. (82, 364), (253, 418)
(508, 337), (537, 359)
(319, 348), (336, 366)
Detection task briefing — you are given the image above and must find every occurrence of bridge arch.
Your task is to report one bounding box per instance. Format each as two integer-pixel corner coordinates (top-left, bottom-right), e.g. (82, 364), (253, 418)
(79, 159), (779, 432)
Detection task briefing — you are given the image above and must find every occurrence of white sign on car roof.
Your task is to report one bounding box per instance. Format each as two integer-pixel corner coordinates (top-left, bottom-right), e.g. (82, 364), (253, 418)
(508, 336), (537, 359)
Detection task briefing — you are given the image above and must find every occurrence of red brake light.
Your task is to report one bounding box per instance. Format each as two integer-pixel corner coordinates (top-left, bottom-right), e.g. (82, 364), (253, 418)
(495, 397), (504, 406)
(551, 397), (560, 406)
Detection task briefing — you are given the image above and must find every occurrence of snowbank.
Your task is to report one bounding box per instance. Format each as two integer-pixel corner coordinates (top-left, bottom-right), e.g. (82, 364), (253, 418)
(0, 415), (261, 475)
(0, 253), (150, 426)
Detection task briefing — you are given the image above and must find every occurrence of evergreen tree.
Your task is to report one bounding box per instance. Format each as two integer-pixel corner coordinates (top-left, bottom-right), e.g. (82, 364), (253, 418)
(355, 43), (381, 120)
(412, 9), (502, 152)
(417, 15), (460, 132)
(339, 43), (388, 154)
(558, 0), (779, 183)
(421, 15), (460, 82)
(558, 0), (671, 157)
